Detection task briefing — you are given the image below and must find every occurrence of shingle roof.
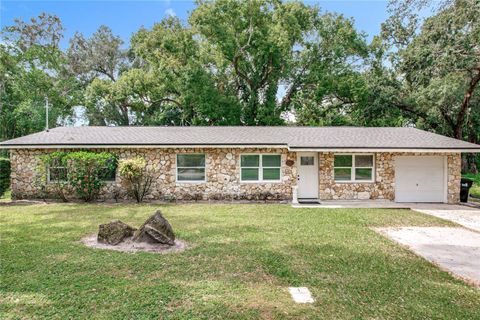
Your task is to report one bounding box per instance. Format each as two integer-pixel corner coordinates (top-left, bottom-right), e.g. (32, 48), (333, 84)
(1, 126), (479, 151)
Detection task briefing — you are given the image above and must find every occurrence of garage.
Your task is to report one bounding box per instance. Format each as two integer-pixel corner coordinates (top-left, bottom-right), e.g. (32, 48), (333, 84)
(395, 156), (446, 203)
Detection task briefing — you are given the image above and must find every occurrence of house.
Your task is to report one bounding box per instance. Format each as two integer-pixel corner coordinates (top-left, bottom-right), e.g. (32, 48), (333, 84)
(1, 126), (479, 203)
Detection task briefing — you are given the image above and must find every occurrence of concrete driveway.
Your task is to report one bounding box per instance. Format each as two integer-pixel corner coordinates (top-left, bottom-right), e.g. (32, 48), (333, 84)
(377, 227), (480, 286)
(411, 204), (480, 232)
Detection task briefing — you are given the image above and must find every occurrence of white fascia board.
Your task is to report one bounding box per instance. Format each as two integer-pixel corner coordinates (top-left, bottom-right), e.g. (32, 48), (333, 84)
(2, 145), (479, 153)
(0, 144), (289, 150)
(288, 148), (480, 153)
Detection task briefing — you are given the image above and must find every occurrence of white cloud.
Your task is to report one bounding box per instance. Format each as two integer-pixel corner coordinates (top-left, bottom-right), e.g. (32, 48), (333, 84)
(165, 8), (176, 17)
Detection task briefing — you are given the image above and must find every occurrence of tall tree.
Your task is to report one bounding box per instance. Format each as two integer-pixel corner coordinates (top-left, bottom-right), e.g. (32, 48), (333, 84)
(67, 26), (132, 125)
(0, 13), (79, 141)
(375, 0), (480, 171)
(132, 0), (367, 125)
(131, 17), (242, 125)
(364, 0), (480, 135)
(190, 0), (317, 125)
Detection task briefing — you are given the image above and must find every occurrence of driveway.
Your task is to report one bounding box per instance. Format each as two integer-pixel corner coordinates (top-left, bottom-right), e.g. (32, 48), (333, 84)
(377, 227), (480, 286)
(411, 204), (480, 232)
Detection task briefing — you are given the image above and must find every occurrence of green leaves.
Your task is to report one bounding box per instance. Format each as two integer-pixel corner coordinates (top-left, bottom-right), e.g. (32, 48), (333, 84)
(38, 151), (117, 202)
(118, 157), (153, 203)
(1, 13), (80, 141)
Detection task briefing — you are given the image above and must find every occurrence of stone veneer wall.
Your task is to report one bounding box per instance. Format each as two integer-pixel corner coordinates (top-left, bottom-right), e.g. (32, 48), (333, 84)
(10, 148), (297, 201)
(318, 152), (461, 203)
(9, 149), (461, 203)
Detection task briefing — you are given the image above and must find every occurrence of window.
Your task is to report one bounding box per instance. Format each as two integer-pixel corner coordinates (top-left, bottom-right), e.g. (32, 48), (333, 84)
(177, 154), (206, 182)
(100, 166), (116, 182)
(334, 154), (374, 182)
(241, 154), (281, 182)
(300, 156), (314, 165)
(48, 159), (67, 183)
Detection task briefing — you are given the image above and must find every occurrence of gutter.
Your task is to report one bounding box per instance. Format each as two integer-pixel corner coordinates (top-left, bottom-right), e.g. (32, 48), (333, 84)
(0, 144), (289, 150)
(287, 147), (480, 153)
(1, 144), (479, 153)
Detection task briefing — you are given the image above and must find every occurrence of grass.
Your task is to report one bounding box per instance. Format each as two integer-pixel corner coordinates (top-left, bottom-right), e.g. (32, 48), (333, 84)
(463, 173), (480, 199)
(1, 203), (479, 319)
(0, 189), (11, 203)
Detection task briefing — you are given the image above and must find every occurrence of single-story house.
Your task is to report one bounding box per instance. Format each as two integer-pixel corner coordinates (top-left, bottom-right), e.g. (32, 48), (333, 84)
(1, 126), (479, 203)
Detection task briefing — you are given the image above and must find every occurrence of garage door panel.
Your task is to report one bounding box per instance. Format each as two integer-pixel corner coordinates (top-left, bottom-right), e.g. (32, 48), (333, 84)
(395, 156), (445, 203)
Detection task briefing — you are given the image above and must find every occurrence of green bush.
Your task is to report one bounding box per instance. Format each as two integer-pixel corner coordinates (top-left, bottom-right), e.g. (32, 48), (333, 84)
(118, 157), (153, 203)
(0, 158), (11, 198)
(38, 151), (117, 202)
(65, 152), (117, 202)
(37, 152), (70, 201)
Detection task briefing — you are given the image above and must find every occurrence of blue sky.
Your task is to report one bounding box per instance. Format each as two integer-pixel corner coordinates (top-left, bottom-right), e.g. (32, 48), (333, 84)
(1, 1), (390, 48)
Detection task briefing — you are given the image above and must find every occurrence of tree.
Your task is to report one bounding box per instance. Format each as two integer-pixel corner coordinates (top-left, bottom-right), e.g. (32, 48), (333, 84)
(131, 0), (368, 126)
(287, 12), (369, 125)
(0, 13), (80, 143)
(131, 17), (242, 125)
(67, 26), (133, 125)
(375, 0), (480, 171)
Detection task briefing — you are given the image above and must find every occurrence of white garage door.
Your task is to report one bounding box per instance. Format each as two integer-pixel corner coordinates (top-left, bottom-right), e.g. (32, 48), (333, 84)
(395, 156), (446, 203)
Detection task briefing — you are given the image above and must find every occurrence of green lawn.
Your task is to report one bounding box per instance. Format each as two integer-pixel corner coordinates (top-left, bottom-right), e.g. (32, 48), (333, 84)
(1, 203), (479, 319)
(463, 173), (480, 199)
(0, 189), (11, 203)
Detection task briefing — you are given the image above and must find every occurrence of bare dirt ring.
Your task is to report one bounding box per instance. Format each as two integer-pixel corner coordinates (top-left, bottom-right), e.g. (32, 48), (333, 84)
(81, 234), (188, 254)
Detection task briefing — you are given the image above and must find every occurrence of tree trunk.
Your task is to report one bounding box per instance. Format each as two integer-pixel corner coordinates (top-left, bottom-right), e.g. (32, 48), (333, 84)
(454, 70), (480, 139)
(466, 123), (479, 174)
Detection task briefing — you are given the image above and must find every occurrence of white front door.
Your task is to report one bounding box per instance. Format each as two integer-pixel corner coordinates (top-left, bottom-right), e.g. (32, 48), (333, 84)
(395, 156), (446, 203)
(297, 153), (319, 199)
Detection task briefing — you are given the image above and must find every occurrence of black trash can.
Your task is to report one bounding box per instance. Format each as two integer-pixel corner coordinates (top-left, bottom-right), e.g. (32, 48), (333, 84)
(460, 178), (474, 202)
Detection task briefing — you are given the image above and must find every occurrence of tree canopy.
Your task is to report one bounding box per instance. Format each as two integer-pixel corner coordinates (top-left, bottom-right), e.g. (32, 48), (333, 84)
(1, 0), (478, 169)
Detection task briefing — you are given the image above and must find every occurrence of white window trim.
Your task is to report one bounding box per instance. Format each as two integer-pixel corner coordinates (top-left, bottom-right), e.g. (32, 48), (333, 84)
(333, 153), (375, 183)
(240, 154), (282, 183)
(176, 153), (207, 183)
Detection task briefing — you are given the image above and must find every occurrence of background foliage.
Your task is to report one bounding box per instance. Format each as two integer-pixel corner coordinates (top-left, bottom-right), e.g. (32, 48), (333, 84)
(0, 158), (10, 197)
(1, 0), (478, 171)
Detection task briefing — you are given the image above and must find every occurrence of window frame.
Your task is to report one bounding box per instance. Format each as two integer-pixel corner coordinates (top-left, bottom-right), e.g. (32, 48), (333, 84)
(333, 153), (375, 183)
(176, 153), (207, 183)
(47, 164), (68, 183)
(240, 154), (282, 183)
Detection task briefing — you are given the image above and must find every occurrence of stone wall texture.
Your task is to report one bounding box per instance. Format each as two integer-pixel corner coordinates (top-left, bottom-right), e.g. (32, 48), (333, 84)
(9, 149), (461, 203)
(319, 152), (461, 203)
(10, 148), (297, 201)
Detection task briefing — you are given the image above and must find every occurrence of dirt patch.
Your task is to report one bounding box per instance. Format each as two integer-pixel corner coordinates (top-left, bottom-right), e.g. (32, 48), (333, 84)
(81, 234), (188, 254)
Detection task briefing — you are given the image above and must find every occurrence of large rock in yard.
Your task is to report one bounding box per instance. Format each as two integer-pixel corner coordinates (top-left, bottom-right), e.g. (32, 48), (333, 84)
(97, 220), (136, 245)
(132, 210), (175, 245)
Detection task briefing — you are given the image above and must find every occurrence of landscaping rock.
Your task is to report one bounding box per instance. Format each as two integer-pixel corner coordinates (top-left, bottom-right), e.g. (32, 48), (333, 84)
(97, 220), (136, 245)
(132, 210), (175, 245)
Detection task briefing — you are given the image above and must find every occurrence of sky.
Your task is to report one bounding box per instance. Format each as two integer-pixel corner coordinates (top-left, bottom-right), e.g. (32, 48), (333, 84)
(0, 0), (390, 48)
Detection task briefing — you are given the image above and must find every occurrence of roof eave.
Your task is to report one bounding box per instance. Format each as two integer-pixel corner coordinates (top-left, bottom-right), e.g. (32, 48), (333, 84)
(0, 143), (289, 149)
(1, 144), (480, 153)
(288, 147), (480, 153)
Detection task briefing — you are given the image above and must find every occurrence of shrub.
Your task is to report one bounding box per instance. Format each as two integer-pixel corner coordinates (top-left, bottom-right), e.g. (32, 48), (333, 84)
(119, 157), (153, 203)
(37, 151), (117, 202)
(65, 152), (117, 202)
(0, 158), (10, 198)
(37, 152), (70, 201)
